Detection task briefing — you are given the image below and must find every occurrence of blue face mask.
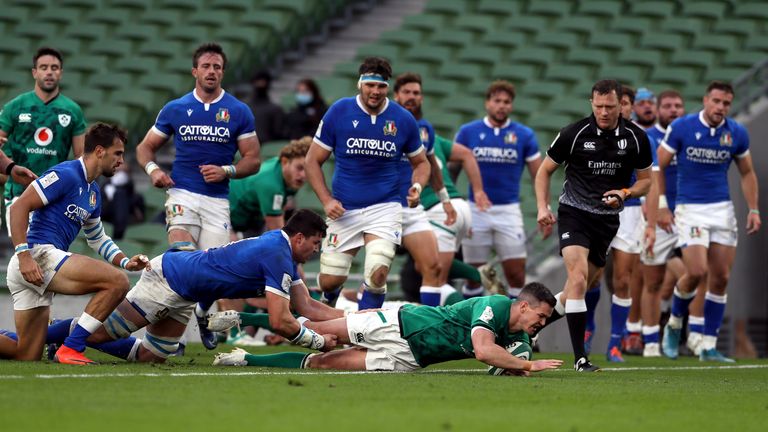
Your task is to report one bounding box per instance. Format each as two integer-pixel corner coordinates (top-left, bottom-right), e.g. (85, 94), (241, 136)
(295, 92), (313, 105)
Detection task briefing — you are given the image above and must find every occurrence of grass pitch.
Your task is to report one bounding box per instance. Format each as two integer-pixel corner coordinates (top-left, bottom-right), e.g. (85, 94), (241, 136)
(1, 344), (766, 432)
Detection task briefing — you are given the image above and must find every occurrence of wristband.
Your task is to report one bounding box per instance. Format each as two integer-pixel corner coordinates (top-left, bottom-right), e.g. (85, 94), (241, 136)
(144, 161), (160, 176)
(658, 195), (668, 209)
(221, 165), (236, 178)
(438, 187), (450, 203)
(5, 162), (16, 175)
(290, 325), (325, 350)
(621, 188), (631, 199)
(749, 208), (760, 215)
(120, 257), (129, 269)
(411, 183), (422, 194)
(14, 243), (29, 256)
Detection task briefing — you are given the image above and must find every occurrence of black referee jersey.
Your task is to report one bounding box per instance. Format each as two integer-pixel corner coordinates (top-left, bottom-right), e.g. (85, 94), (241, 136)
(546, 115), (653, 215)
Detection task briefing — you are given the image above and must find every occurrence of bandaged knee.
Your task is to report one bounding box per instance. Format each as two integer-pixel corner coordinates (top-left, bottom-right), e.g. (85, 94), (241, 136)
(320, 251), (353, 276)
(141, 332), (181, 359)
(364, 239), (396, 294)
(103, 309), (141, 340)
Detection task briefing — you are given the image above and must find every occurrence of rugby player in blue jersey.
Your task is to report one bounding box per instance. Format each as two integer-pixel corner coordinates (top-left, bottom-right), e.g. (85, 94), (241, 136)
(44, 210), (344, 363)
(136, 43), (261, 349)
(659, 81), (761, 362)
(6, 123), (150, 364)
(457, 80), (546, 300)
(306, 57), (429, 310)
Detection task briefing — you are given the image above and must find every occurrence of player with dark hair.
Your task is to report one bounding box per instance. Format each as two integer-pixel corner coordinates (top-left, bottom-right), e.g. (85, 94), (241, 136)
(659, 81), (761, 362)
(306, 57), (429, 310)
(457, 80), (544, 301)
(6, 123), (150, 364)
(0, 46), (86, 234)
(212, 282), (562, 375)
(136, 42), (261, 349)
(536, 79), (653, 372)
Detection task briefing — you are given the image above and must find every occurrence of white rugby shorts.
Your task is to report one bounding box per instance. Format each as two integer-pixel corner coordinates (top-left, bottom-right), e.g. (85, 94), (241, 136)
(346, 308), (420, 371)
(425, 198), (471, 253)
(322, 202), (402, 253)
(7, 244), (71, 310)
(675, 201), (738, 248)
(462, 202), (526, 262)
(610, 205), (645, 254)
(125, 254), (196, 325)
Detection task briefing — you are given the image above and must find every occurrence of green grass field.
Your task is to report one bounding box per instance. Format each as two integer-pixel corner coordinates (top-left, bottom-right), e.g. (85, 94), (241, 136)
(2, 344), (766, 432)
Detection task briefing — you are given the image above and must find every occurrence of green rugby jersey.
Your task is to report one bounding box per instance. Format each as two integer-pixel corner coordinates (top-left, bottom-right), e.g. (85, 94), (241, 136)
(0, 91), (86, 200)
(420, 134), (461, 210)
(229, 157), (296, 231)
(399, 295), (528, 367)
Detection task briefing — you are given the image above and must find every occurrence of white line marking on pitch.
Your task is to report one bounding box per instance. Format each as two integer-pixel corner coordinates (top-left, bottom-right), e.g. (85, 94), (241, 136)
(1, 364), (766, 380)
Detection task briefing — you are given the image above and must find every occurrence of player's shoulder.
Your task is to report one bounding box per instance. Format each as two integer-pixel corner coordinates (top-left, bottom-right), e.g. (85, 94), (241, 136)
(724, 117), (748, 135)
(53, 93), (84, 112)
(671, 113), (698, 129)
(510, 121), (536, 137)
(2, 91), (36, 110)
(327, 96), (357, 111)
(160, 92), (194, 112)
(460, 119), (485, 130)
(417, 118), (434, 131)
(220, 91), (250, 110)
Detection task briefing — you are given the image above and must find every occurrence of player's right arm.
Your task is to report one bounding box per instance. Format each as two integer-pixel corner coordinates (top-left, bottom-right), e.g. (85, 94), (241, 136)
(266, 291), (337, 351)
(471, 328), (562, 374)
(136, 128), (174, 188)
(534, 157), (559, 227)
(450, 142), (491, 211)
(10, 179), (49, 286)
(305, 142), (344, 219)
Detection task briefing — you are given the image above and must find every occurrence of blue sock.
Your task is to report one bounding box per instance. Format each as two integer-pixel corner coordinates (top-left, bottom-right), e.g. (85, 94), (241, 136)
(91, 337), (139, 360)
(322, 287), (342, 304)
(671, 288), (694, 318)
(689, 316), (705, 334)
(585, 283), (601, 332)
(64, 325), (92, 352)
(0, 329), (18, 341)
(643, 325), (660, 344)
(46, 318), (74, 344)
(462, 285), (484, 299)
(359, 289), (386, 310)
(609, 295), (631, 349)
(419, 286), (441, 306)
(703, 293), (727, 337)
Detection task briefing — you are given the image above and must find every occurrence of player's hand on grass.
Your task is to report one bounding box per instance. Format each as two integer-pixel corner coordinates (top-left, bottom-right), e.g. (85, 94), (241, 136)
(658, 208), (674, 233)
(150, 169), (174, 189)
(746, 211), (761, 234)
(10, 165), (37, 187)
(474, 190), (492, 212)
(530, 359), (563, 372)
(323, 198), (345, 220)
(501, 369), (530, 377)
(18, 253), (44, 286)
(320, 334), (338, 351)
(124, 254), (151, 271)
(199, 164), (228, 183)
(442, 201), (457, 225)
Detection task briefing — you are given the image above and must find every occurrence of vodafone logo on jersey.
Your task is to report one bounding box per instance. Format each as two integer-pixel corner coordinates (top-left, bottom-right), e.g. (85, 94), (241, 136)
(34, 127), (54, 146)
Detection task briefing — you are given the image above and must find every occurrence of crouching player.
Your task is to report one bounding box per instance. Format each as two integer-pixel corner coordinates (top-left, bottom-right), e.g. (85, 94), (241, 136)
(46, 209), (344, 362)
(212, 282), (563, 376)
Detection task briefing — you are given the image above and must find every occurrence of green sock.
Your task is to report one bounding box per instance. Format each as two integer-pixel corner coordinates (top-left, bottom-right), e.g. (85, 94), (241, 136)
(244, 352), (309, 368)
(449, 259), (481, 283)
(229, 327), (239, 338)
(238, 312), (273, 329)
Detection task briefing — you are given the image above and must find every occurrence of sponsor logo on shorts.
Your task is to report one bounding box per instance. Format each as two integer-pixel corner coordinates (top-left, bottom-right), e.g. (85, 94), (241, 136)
(561, 232), (570, 240)
(166, 204), (184, 218)
(355, 332), (365, 343)
(327, 233), (338, 247)
(155, 307), (169, 320)
(690, 227), (702, 238)
(383, 120), (397, 136)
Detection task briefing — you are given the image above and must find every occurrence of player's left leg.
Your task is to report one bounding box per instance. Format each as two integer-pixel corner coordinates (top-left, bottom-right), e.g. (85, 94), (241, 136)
(13, 307), (50, 360)
(402, 228), (442, 306)
(492, 203), (527, 299)
(47, 255), (130, 364)
(699, 242), (736, 362)
(607, 249), (637, 362)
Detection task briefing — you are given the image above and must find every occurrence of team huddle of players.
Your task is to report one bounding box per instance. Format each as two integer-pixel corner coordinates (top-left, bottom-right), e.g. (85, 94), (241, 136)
(0, 43), (759, 374)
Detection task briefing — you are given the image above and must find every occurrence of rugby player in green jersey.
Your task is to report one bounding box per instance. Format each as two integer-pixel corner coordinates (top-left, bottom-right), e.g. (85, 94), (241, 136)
(0, 47), (86, 234)
(211, 282), (563, 375)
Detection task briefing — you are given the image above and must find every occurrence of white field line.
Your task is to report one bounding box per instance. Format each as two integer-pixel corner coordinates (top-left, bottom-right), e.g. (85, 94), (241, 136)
(1, 364), (767, 380)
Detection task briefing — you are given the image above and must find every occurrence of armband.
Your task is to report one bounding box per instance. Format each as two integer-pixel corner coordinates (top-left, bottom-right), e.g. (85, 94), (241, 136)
(621, 188), (631, 199)
(5, 162), (16, 175)
(221, 165), (237, 178)
(438, 187), (450, 203)
(749, 208), (760, 215)
(290, 325), (325, 350)
(14, 243), (29, 255)
(144, 161), (160, 176)
(411, 183), (422, 194)
(658, 195), (668, 209)
(120, 257), (129, 269)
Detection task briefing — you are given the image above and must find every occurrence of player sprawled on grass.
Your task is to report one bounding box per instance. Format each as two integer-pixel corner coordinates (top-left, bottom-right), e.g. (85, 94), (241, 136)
(43, 209), (344, 363)
(5, 123), (151, 364)
(212, 283), (563, 376)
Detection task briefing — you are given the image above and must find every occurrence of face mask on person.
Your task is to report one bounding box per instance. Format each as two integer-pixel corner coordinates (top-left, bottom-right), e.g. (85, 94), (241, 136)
(295, 92), (313, 105)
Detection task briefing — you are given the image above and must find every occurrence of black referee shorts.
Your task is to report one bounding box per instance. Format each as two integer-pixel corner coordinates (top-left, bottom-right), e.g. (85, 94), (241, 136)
(557, 204), (620, 268)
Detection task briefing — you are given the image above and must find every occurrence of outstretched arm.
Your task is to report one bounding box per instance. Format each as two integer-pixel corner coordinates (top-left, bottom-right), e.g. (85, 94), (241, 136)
(471, 328), (562, 375)
(290, 281), (345, 322)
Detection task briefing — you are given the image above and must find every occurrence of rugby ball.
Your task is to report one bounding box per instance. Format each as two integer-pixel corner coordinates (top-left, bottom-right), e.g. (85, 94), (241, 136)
(487, 341), (532, 376)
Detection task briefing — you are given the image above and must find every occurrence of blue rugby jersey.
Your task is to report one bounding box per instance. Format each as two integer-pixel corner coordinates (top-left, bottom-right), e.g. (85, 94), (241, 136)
(661, 111), (749, 205)
(27, 159), (101, 251)
(152, 89), (256, 198)
(162, 229), (302, 305)
(314, 96), (423, 210)
(455, 117), (539, 205)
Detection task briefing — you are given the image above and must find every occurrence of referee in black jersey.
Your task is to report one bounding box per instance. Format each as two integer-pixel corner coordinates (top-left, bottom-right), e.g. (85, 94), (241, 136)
(535, 80), (653, 372)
